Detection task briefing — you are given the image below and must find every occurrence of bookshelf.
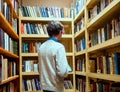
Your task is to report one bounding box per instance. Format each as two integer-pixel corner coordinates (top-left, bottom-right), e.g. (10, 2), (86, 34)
(74, 0), (120, 92)
(19, 0), (75, 92)
(0, 0), (19, 91)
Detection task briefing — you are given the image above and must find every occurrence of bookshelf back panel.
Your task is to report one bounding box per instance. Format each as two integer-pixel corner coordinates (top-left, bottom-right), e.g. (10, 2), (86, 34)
(22, 0), (73, 8)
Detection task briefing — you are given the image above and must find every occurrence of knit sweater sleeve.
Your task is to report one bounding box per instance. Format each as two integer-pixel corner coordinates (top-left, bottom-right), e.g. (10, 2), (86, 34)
(55, 45), (70, 78)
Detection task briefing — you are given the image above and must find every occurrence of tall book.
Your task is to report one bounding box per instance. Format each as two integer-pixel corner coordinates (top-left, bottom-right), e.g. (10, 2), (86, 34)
(113, 52), (120, 75)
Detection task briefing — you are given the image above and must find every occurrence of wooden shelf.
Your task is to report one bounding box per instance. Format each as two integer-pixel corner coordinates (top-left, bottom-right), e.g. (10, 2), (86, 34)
(0, 75), (19, 85)
(87, 0), (120, 30)
(74, 27), (85, 39)
(22, 72), (39, 75)
(88, 73), (120, 82)
(21, 34), (73, 39)
(64, 89), (74, 92)
(68, 72), (74, 75)
(0, 47), (19, 59)
(21, 53), (38, 57)
(86, 0), (100, 8)
(20, 17), (73, 22)
(0, 13), (19, 40)
(75, 50), (86, 56)
(21, 34), (48, 38)
(21, 52), (73, 57)
(23, 91), (43, 92)
(75, 71), (86, 76)
(88, 36), (120, 53)
(66, 53), (74, 56)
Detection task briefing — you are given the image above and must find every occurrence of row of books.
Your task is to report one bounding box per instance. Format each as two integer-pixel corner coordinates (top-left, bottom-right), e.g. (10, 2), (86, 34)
(21, 23), (48, 34)
(22, 40), (73, 54)
(0, 82), (14, 92)
(12, 0), (19, 14)
(0, 0), (18, 34)
(89, 16), (120, 47)
(0, 28), (18, 55)
(22, 60), (39, 72)
(75, 0), (84, 16)
(76, 77), (86, 92)
(0, 55), (16, 82)
(74, 16), (85, 34)
(75, 37), (86, 52)
(0, 0), (18, 14)
(88, 0), (114, 21)
(90, 79), (120, 92)
(2, 1), (11, 23)
(76, 58), (85, 72)
(20, 6), (73, 18)
(12, 18), (18, 34)
(22, 42), (42, 53)
(23, 78), (41, 91)
(64, 80), (73, 89)
(89, 52), (120, 75)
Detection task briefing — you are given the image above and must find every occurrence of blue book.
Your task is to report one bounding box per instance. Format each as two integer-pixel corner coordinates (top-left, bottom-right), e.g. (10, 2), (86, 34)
(23, 80), (28, 91)
(114, 52), (120, 75)
(34, 78), (40, 90)
(40, 7), (44, 17)
(98, 82), (103, 92)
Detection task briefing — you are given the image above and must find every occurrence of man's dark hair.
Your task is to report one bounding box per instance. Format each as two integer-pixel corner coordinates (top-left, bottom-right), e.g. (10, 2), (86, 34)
(47, 21), (64, 37)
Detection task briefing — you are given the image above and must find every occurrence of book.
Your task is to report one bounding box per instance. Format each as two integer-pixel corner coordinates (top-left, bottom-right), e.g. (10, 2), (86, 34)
(31, 78), (36, 91)
(34, 78), (40, 90)
(113, 52), (120, 75)
(34, 63), (38, 72)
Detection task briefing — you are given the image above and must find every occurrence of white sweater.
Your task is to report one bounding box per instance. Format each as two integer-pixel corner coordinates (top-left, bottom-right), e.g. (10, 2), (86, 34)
(38, 39), (70, 92)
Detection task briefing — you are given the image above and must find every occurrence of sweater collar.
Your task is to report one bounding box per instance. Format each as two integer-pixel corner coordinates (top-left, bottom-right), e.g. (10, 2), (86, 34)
(48, 37), (58, 42)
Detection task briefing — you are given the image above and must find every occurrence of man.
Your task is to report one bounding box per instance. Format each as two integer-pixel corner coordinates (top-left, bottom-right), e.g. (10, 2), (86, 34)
(38, 21), (70, 92)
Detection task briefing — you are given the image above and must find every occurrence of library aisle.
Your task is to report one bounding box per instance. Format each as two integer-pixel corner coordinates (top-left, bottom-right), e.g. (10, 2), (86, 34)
(0, 0), (120, 92)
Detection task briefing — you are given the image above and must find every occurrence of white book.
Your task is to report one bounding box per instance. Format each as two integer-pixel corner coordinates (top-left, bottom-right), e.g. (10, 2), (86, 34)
(25, 61), (31, 72)
(3, 2), (7, 18)
(4, 58), (8, 80)
(34, 64), (38, 72)
(31, 79), (36, 91)
(29, 6), (34, 17)
(98, 29), (101, 44)
(101, 27), (105, 42)
(13, 62), (16, 75)
(47, 7), (51, 18)
(10, 82), (14, 92)
(31, 6), (35, 17)
(28, 6), (32, 17)
(26, 80), (32, 91)
(111, 19), (115, 38)
(38, 24), (44, 34)
(33, 6), (37, 17)
(24, 24), (27, 34)
(1, 55), (5, 81)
